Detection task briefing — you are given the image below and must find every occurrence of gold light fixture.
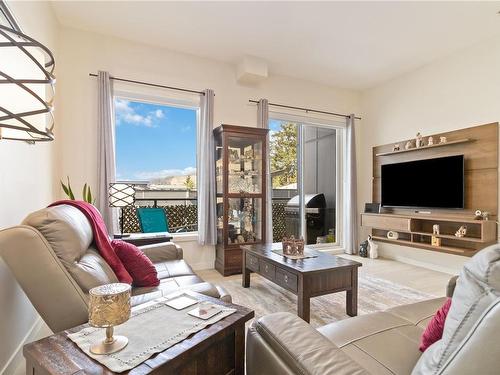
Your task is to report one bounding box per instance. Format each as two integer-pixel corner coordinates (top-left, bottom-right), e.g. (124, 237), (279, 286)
(0, 2), (56, 143)
(88, 283), (131, 355)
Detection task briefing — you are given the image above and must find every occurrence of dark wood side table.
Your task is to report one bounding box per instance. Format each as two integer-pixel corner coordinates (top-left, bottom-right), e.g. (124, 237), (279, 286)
(114, 232), (173, 247)
(242, 243), (361, 322)
(24, 292), (254, 375)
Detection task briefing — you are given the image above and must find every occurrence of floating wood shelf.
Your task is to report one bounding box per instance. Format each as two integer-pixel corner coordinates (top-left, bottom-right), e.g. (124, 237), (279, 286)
(375, 138), (473, 157)
(362, 213), (497, 257)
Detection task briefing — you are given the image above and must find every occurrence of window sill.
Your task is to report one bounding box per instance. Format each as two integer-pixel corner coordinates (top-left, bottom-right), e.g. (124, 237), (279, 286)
(309, 243), (345, 254)
(171, 232), (198, 242)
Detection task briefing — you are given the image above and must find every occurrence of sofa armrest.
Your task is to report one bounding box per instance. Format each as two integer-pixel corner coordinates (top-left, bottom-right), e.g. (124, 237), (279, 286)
(139, 242), (183, 263)
(446, 275), (459, 298)
(246, 312), (367, 375)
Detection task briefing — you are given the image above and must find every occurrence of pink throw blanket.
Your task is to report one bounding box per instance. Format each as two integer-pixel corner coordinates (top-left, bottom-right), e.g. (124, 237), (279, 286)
(49, 200), (133, 284)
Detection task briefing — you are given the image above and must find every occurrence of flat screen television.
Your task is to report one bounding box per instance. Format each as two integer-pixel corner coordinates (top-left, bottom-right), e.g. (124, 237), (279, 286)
(381, 155), (464, 209)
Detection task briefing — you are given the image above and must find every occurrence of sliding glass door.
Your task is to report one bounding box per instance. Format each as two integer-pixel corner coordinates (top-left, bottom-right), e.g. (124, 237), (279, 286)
(269, 116), (344, 248)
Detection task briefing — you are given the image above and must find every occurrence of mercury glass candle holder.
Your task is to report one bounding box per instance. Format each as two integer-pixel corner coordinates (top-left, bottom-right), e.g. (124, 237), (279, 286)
(88, 283), (131, 355)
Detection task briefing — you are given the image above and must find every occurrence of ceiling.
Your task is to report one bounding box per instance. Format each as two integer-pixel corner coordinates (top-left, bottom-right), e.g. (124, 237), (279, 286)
(50, 1), (500, 90)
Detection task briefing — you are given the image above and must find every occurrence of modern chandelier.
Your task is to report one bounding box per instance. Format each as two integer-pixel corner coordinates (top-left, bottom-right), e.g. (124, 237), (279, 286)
(0, 22), (56, 143)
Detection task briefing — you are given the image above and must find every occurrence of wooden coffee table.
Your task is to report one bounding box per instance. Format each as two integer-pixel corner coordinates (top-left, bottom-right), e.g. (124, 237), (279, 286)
(241, 243), (361, 322)
(23, 292), (253, 375)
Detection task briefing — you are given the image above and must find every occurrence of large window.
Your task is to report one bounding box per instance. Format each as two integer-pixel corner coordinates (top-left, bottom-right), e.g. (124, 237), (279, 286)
(114, 95), (199, 233)
(269, 116), (344, 248)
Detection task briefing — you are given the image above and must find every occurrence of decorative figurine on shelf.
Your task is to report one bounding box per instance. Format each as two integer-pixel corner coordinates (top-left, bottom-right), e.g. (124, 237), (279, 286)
(431, 236), (441, 247)
(428, 136), (434, 146)
(393, 144), (400, 152)
(439, 136), (447, 144)
(415, 132), (424, 148)
(433, 224), (440, 235)
(455, 225), (467, 238)
(229, 148), (240, 162)
(474, 210), (490, 221)
(387, 231), (399, 240)
(368, 235), (379, 259)
(359, 239), (369, 258)
(405, 140), (413, 150)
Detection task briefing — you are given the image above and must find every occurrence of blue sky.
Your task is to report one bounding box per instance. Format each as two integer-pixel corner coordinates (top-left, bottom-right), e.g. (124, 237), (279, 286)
(115, 98), (197, 181)
(269, 119), (282, 133)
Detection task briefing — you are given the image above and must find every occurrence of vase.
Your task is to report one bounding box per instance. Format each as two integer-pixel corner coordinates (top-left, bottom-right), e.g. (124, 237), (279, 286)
(368, 237), (378, 259)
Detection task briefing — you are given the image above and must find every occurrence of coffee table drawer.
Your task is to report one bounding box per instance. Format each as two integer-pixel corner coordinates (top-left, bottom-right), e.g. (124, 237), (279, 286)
(259, 259), (275, 281)
(245, 253), (259, 272)
(276, 268), (298, 292)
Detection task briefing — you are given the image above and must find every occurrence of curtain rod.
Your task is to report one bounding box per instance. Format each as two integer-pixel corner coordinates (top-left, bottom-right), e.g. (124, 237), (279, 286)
(88, 73), (205, 95)
(248, 100), (361, 120)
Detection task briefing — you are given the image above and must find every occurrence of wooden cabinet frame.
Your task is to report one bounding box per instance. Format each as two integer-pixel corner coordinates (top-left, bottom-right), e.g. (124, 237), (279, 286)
(214, 125), (269, 276)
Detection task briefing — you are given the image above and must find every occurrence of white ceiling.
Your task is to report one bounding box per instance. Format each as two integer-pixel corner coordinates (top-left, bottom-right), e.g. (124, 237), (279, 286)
(50, 1), (500, 90)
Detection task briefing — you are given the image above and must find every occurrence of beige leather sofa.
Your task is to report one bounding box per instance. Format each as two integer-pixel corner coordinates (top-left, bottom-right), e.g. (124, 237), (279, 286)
(0, 204), (230, 333)
(247, 244), (500, 375)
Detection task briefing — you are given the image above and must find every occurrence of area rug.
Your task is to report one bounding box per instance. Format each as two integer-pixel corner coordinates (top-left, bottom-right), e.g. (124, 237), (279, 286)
(223, 274), (436, 327)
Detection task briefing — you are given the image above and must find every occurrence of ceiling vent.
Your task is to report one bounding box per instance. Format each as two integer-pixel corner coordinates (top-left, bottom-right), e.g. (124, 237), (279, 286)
(236, 55), (268, 85)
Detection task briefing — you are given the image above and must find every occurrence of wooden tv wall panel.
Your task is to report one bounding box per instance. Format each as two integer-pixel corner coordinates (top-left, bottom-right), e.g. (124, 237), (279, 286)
(369, 122), (499, 255)
(372, 123), (498, 218)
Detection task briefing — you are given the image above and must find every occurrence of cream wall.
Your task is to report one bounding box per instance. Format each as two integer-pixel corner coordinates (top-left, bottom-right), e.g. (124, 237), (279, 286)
(0, 2), (58, 373)
(359, 35), (500, 274)
(55, 27), (361, 269)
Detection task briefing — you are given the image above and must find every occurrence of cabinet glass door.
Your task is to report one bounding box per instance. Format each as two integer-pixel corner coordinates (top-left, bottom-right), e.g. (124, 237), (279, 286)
(226, 198), (262, 245)
(227, 136), (263, 194)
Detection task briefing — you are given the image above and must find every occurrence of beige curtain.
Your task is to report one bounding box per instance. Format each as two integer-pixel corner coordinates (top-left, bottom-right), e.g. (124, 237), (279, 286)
(96, 71), (116, 232)
(344, 114), (357, 254)
(197, 89), (216, 245)
(257, 99), (272, 243)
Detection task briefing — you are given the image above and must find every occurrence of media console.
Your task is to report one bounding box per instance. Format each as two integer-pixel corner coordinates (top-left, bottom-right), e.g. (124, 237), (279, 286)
(361, 213), (497, 256)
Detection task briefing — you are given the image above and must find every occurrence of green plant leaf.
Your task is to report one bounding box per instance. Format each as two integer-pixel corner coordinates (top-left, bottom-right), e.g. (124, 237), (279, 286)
(82, 183), (88, 202)
(66, 176), (75, 200)
(60, 180), (70, 197)
(87, 186), (93, 204)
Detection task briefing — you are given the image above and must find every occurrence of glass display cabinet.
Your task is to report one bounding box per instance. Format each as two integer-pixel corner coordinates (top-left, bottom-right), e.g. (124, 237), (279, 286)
(214, 124), (269, 276)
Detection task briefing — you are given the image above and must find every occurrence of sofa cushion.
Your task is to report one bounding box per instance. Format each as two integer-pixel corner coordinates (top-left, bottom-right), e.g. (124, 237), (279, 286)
(419, 298), (452, 352)
(387, 297), (447, 329)
(317, 298), (448, 375)
(318, 311), (410, 347)
(342, 325), (424, 375)
(165, 259), (196, 277)
(69, 248), (119, 293)
(113, 240), (159, 287)
(23, 205), (93, 267)
(437, 298), (500, 375)
(251, 312), (368, 375)
(412, 244), (500, 374)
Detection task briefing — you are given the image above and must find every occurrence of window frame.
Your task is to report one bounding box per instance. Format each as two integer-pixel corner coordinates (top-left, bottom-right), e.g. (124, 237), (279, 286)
(269, 111), (346, 252)
(113, 89), (201, 238)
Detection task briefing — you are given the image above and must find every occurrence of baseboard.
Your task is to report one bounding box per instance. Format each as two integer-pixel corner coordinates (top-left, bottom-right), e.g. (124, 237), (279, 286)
(190, 260), (215, 271)
(1, 317), (45, 375)
(382, 253), (458, 275)
(322, 248), (345, 255)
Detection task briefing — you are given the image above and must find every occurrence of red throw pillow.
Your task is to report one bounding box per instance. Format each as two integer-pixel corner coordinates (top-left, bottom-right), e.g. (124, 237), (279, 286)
(112, 240), (160, 287)
(419, 298), (452, 352)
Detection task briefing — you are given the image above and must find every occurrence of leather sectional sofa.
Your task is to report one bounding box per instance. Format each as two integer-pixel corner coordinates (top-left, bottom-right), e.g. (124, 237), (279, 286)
(0, 204), (230, 333)
(247, 245), (500, 374)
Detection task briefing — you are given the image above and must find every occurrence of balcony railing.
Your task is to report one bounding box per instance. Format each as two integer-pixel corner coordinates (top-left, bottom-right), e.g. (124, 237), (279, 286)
(122, 197), (288, 241)
(122, 198), (198, 233)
